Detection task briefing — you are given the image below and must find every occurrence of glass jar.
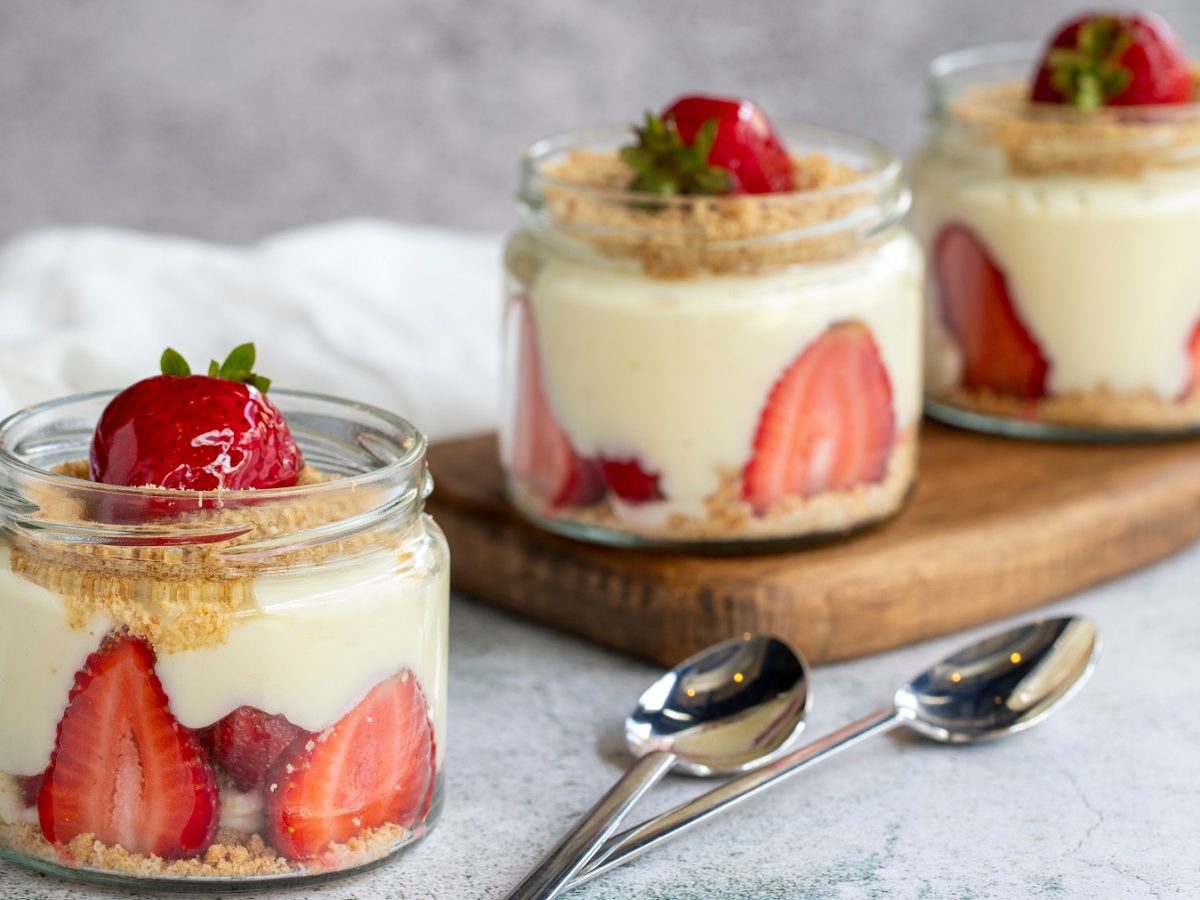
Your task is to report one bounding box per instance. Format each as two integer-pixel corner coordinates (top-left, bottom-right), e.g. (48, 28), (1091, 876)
(912, 43), (1200, 439)
(501, 123), (923, 549)
(0, 390), (448, 891)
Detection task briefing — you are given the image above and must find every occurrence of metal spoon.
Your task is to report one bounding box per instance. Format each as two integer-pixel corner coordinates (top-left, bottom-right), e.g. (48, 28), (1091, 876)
(504, 633), (811, 900)
(569, 615), (1099, 891)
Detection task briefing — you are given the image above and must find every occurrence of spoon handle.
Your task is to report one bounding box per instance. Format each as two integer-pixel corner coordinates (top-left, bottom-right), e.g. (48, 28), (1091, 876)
(504, 749), (676, 900)
(566, 707), (900, 892)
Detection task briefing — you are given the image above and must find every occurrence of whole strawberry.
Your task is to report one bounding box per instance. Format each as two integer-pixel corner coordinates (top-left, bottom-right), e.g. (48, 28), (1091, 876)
(1031, 12), (1192, 107)
(621, 95), (795, 195)
(91, 343), (303, 492)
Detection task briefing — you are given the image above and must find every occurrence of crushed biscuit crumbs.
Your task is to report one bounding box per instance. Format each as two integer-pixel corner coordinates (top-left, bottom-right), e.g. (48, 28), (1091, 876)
(6, 461), (420, 652)
(537, 150), (878, 277)
(933, 385), (1200, 431)
(944, 79), (1200, 177)
(515, 430), (916, 542)
(0, 818), (420, 880)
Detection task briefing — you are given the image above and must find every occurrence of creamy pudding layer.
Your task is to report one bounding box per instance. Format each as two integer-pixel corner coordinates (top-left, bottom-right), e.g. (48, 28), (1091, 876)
(528, 234), (924, 526)
(914, 155), (1200, 398)
(0, 542), (448, 786)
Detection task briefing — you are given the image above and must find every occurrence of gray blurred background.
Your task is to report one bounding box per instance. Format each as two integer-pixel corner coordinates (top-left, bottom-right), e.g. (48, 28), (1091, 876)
(4, 0), (1200, 241)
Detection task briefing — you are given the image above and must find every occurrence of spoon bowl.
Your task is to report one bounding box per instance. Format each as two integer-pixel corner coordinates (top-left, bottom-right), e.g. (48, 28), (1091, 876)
(505, 633), (810, 899)
(893, 617), (1100, 743)
(626, 634), (811, 775)
(569, 615), (1101, 894)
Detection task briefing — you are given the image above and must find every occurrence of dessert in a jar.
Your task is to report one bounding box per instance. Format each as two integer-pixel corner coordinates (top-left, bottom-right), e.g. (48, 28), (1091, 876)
(912, 12), (1200, 438)
(502, 95), (923, 547)
(0, 345), (448, 890)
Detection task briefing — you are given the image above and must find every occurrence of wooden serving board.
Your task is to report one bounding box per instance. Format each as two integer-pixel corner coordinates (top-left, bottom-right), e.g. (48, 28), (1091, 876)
(427, 423), (1200, 667)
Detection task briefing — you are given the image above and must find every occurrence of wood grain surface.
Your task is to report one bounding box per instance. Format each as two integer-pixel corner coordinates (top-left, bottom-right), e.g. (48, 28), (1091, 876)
(427, 424), (1200, 666)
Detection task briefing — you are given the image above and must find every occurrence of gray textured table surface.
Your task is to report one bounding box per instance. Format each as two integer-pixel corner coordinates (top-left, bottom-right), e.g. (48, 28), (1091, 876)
(2, 543), (1199, 899)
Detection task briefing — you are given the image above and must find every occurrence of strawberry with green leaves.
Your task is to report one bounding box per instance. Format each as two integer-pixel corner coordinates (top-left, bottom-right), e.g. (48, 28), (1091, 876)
(1031, 12), (1192, 107)
(622, 95), (795, 195)
(90, 343), (303, 493)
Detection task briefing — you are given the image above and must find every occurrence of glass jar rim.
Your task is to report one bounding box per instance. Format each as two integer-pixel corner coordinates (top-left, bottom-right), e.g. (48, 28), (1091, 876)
(928, 40), (1200, 126)
(0, 389), (432, 555)
(0, 387), (427, 501)
(518, 122), (910, 246)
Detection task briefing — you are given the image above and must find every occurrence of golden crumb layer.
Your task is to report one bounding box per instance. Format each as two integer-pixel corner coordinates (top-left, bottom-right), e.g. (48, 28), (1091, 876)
(539, 150), (876, 277)
(515, 430), (916, 542)
(6, 462), (410, 653)
(933, 385), (1200, 431)
(945, 79), (1200, 177)
(0, 819), (417, 880)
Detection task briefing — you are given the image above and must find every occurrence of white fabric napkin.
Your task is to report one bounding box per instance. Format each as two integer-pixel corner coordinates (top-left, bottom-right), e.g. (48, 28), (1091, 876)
(0, 220), (504, 441)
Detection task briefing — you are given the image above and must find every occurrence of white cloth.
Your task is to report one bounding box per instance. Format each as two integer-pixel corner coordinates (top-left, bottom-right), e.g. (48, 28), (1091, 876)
(0, 221), (504, 441)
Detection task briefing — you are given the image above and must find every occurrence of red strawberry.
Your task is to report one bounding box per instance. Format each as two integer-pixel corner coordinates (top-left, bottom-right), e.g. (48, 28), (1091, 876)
(934, 225), (1050, 398)
(665, 96), (794, 193)
(621, 95), (794, 195)
(37, 634), (218, 859)
(1031, 13), (1192, 107)
(599, 457), (665, 503)
(742, 322), (894, 515)
(507, 297), (605, 509)
(16, 774), (43, 808)
(90, 343), (302, 493)
(1183, 318), (1200, 399)
(264, 671), (435, 862)
(210, 706), (306, 793)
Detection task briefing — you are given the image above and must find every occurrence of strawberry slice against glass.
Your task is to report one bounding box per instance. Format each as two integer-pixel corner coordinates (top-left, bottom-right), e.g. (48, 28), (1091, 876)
(742, 322), (895, 515)
(265, 671), (435, 862)
(934, 225), (1050, 399)
(38, 634), (219, 859)
(506, 296), (605, 509)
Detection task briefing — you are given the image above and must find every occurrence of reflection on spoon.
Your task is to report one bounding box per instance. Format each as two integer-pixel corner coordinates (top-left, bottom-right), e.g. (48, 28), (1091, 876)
(570, 616), (1099, 892)
(504, 634), (811, 900)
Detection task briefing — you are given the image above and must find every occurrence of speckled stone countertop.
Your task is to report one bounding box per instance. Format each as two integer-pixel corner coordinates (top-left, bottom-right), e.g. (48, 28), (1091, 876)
(3, 545), (1199, 899)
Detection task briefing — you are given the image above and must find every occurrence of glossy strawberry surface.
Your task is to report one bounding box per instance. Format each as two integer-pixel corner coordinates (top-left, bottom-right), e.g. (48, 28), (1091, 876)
(91, 374), (302, 492)
(664, 95), (795, 193)
(1031, 12), (1192, 106)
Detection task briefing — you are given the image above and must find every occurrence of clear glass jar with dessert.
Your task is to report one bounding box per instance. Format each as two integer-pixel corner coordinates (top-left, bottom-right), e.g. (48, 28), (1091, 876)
(502, 95), (923, 548)
(0, 345), (448, 891)
(912, 13), (1200, 439)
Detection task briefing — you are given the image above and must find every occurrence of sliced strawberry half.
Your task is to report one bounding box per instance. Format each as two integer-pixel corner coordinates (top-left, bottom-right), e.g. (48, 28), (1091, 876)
(38, 634), (219, 859)
(742, 322), (895, 515)
(599, 457), (665, 503)
(507, 296), (605, 508)
(210, 706), (307, 793)
(935, 224), (1050, 399)
(264, 671), (435, 862)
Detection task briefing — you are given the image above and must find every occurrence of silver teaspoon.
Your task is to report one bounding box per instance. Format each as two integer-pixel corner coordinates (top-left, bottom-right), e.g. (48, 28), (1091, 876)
(570, 615), (1099, 891)
(504, 634), (811, 900)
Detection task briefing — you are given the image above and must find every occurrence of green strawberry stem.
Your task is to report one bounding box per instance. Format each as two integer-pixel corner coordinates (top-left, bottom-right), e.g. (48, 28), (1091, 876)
(160, 348), (191, 377)
(620, 112), (734, 195)
(1048, 17), (1134, 109)
(159, 343), (273, 392)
